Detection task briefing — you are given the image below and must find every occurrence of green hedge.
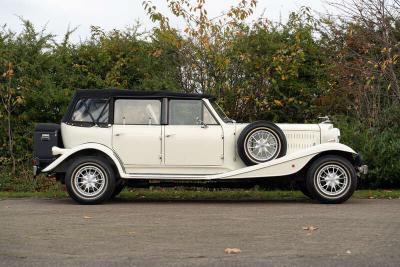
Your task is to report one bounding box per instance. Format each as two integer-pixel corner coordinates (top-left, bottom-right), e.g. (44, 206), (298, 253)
(335, 107), (400, 188)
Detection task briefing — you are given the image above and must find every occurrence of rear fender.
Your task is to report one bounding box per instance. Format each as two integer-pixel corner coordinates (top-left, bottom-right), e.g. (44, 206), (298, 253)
(42, 143), (125, 176)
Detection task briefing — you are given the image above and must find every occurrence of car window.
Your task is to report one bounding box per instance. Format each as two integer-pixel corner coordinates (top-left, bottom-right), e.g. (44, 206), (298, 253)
(71, 98), (109, 124)
(169, 99), (217, 125)
(114, 99), (161, 125)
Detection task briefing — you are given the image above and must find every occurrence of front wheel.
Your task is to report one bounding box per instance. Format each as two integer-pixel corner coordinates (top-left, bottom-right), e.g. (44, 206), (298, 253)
(306, 155), (357, 204)
(65, 156), (115, 204)
(297, 181), (314, 199)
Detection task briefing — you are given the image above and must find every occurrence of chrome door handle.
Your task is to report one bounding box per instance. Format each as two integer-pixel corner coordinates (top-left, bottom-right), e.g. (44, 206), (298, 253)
(166, 134), (176, 138)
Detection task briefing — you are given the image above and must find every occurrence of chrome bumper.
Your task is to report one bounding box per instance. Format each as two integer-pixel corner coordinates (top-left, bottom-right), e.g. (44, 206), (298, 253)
(33, 165), (39, 177)
(357, 165), (368, 175)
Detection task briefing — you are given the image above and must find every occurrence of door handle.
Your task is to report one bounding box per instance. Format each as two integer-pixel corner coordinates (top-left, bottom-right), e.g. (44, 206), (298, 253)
(166, 134), (176, 138)
(115, 133), (123, 137)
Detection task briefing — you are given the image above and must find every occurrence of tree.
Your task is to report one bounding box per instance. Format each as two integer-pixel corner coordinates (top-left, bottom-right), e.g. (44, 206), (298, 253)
(322, 0), (400, 123)
(0, 63), (23, 174)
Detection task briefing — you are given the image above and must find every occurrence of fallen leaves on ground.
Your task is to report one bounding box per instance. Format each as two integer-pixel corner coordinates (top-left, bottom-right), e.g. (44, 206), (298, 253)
(346, 250), (352, 254)
(128, 231), (136, 235)
(83, 216), (92, 219)
(224, 248), (241, 254)
(302, 225), (319, 235)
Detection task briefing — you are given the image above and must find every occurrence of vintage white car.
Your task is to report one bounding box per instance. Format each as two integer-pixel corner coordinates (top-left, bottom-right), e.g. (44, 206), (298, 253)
(33, 89), (367, 204)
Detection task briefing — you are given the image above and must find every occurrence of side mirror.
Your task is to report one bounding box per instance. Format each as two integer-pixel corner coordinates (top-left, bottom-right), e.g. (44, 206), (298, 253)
(195, 116), (208, 128)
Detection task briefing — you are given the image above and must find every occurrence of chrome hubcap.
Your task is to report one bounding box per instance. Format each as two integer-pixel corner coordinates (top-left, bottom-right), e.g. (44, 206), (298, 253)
(246, 130), (279, 162)
(74, 165), (106, 197)
(316, 164), (348, 196)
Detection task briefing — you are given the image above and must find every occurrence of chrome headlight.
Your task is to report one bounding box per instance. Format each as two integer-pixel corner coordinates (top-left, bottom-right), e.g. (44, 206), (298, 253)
(327, 128), (340, 143)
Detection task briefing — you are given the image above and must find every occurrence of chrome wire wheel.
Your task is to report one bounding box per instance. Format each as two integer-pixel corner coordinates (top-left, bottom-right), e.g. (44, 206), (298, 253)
(245, 129), (280, 162)
(315, 164), (349, 197)
(72, 164), (107, 198)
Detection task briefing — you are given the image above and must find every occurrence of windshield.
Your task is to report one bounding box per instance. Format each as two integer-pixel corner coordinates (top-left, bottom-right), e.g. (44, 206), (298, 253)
(211, 102), (234, 123)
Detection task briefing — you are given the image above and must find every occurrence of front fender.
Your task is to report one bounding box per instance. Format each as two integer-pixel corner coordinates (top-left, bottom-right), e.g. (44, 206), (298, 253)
(42, 143), (125, 176)
(212, 142), (358, 179)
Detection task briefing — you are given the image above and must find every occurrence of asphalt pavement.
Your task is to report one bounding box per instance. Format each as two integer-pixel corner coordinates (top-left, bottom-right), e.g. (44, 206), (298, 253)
(0, 198), (399, 266)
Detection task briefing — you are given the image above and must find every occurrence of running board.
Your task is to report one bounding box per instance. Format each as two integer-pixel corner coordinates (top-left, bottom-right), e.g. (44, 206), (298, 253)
(123, 173), (212, 180)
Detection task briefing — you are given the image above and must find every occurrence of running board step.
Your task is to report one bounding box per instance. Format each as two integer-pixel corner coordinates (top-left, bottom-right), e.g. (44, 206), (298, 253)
(123, 173), (212, 180)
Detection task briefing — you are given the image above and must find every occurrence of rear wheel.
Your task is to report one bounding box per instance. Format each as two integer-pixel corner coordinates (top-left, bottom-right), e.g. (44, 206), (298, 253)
(65, 156), (115, 204)
(111, 180), (125, 198)
(306, 155), (357, 204)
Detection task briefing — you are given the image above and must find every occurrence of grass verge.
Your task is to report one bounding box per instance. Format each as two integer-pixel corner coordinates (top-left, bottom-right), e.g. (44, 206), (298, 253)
(0, 189), (399, 201)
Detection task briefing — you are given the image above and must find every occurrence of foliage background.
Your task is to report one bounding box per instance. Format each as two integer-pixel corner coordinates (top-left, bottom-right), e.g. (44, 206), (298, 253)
(0, 0), (399, 191)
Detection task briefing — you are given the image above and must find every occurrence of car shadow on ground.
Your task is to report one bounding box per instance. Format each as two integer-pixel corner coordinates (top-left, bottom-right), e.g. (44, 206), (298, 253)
(49, 197), (366, 205)
(106, 197), (366, 205)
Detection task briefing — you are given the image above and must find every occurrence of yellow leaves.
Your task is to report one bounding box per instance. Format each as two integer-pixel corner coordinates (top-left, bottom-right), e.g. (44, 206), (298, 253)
(274, 99), (284, 107)
(393, 54), (399, 64)
(381, 47), (391, 54)
(2, 69), (14, 78)
(200, 36), (209, 49)
(239, 54), (246, 61)
(0, 156), (9, 163)
(152, 49), (163, 57)
(15, 96), (24, 105)
(2, 63), (14, 78)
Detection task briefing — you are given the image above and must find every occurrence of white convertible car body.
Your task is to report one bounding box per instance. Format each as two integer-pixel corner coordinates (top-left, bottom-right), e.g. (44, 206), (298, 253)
(33, 89), (367, 204)
(43, 104), (354, 179)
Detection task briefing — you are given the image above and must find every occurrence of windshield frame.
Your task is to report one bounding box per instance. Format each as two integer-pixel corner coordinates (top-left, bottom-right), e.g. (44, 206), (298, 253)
(210, 101), (233, 123)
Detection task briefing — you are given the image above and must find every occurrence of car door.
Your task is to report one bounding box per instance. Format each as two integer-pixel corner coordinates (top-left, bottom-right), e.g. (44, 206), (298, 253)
(164, 99), (224, 166)
(112, 98), (162, 166)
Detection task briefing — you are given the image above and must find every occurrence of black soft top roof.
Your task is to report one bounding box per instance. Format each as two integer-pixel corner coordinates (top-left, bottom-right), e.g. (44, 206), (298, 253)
(61, 89), (215, 123)
(74, 89), (214, 100)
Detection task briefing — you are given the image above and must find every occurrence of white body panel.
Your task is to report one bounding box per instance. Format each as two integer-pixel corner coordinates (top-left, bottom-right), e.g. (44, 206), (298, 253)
(112, 125), (162, 165)
(61, 123), (112, 148)
(44, 98), (353, 181)
(164, 125), (223, 166)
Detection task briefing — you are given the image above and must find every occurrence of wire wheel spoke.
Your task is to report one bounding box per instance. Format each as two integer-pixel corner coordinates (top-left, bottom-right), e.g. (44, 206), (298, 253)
(316, 164), (349, 196)
(246, 129), (280, 162)
(73, 165), (106, 198)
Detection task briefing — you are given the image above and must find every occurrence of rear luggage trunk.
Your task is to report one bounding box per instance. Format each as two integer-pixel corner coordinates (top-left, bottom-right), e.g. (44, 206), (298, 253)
(33, 123), (62, 173)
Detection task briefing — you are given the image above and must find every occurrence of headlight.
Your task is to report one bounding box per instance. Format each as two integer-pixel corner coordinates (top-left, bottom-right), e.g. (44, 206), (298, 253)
(327, 128), (340, 143)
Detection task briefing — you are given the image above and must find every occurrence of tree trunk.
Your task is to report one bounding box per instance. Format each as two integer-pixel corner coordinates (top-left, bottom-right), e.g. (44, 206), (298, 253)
(7, 109), (16, 175)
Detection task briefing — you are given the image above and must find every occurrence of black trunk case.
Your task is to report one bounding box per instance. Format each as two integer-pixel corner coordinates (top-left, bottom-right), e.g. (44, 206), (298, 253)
(33, 123), (62, 168)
